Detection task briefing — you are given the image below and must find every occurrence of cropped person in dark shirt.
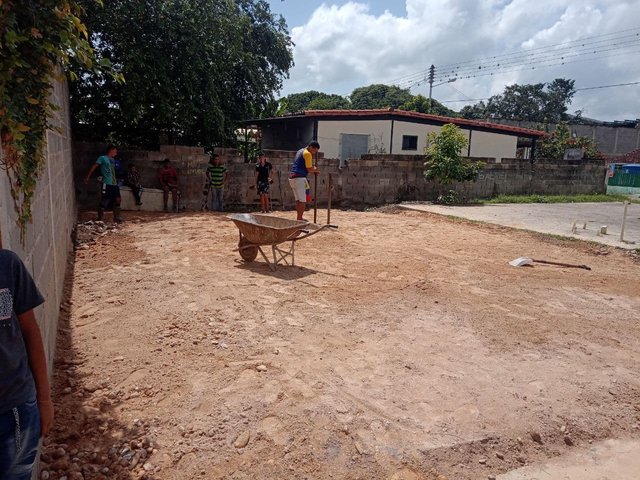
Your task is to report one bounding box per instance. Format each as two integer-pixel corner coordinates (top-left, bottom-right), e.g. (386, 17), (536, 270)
(0, 249), (53, 479)
(254, 152), (274, 213)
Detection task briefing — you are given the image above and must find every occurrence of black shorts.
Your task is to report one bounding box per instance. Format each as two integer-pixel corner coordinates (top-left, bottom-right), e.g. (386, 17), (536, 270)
(257, 180), (270, 195)
(100, 184), (121, 208)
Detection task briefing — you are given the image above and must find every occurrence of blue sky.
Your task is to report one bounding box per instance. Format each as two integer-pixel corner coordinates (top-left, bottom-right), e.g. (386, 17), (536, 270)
(265, 1), (640, 120)
(267, 1), (406, 27)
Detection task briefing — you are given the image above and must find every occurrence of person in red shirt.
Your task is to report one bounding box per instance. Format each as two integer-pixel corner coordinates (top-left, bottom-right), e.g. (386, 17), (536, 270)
(158, 158), (179, 212)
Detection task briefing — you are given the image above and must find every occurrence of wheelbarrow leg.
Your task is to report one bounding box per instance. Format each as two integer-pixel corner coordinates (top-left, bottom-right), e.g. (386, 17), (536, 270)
(258, 247), (276, 271)
(272, 242), (295, 267)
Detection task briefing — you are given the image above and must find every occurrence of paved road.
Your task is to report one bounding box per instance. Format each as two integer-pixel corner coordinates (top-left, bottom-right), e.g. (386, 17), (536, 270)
(401, 202), (640, 249)
(498, 438), (640, 480)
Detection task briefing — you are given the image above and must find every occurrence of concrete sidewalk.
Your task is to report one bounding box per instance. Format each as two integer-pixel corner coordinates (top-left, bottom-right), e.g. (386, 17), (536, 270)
(401, 202), (640, 249)
(497, 438), (640, 480)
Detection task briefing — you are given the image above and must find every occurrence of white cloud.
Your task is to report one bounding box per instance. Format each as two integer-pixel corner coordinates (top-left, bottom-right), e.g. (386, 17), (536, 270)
(283, 0), (640, 120)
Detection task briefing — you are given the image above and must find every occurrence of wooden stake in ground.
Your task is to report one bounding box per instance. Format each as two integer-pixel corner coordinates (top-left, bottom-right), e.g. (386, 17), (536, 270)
(313, 157), (318, 224)
(327, 173), (333, 225)
(620, 201), (629, 242)
(277, 169), (285, 210)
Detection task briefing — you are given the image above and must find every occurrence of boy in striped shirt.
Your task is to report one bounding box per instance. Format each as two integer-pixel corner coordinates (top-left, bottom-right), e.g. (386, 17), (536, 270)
(206, 154), (228, 211)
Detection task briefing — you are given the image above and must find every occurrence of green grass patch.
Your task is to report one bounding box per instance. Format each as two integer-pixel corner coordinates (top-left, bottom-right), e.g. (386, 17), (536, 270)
(481, 193), (639, 204)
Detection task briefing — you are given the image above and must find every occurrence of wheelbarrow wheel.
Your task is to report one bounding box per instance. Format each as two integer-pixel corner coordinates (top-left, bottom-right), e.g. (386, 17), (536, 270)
(238, 238), (259, 262)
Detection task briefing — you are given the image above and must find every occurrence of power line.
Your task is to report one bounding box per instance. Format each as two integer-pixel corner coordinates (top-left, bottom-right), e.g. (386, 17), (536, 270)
(433, 37), (640, 81)
(388, 27), (640, 86)
(438, 80), (640, 104)
(575, 80), (640, 91)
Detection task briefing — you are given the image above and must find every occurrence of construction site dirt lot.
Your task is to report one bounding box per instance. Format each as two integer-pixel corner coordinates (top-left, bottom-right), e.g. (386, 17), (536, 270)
(42, 209), (640, 480)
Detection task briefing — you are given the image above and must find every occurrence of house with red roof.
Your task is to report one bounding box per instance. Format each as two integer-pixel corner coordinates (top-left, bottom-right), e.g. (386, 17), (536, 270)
(242, 109), (545, 162)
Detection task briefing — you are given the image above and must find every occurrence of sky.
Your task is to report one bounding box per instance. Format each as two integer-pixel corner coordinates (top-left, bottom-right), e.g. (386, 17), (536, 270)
(266, 0), (640, 121)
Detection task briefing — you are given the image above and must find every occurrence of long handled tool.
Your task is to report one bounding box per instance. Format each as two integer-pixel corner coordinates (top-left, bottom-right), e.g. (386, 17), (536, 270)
(327, 173), (333, 225)
(313, 155), (318, 224)
(277, 169), (285, 211)
(509, 257), (591, 270)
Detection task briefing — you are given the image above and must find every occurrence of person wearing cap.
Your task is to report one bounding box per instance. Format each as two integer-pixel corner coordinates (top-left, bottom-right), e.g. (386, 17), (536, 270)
(288, 141), (320, 221)
(254, 152), (274, 213)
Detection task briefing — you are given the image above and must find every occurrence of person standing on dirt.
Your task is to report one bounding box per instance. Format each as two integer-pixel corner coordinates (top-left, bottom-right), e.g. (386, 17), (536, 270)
(255, 152), (273, 213)
(0, 249), (54, 479)
(289, 141), (320, 221)
(206, 154), (228, 212)
(125, 163), (143, 206)
(158, 158), (179, 212)
(84, 145), (123, 223)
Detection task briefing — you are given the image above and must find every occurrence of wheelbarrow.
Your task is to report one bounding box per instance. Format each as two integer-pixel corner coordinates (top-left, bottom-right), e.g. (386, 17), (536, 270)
(229, 213), (337, 271)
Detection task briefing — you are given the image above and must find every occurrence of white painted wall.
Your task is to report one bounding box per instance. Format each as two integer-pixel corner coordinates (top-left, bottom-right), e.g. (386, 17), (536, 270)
(392, 121), (440, 154)
(317, 120), (391, 159)
(316, 118), (519, 160)
(467, 130), (517, 160)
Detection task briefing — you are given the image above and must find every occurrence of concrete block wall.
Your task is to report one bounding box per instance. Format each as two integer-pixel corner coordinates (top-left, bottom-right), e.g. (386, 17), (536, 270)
(491, 119), (640, 158)
(0, 76), (76, 371)
(73, 143), (607, 211)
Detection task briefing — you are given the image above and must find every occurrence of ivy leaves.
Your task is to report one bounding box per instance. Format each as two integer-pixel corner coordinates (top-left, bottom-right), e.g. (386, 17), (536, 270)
(0, 1), (118, 241)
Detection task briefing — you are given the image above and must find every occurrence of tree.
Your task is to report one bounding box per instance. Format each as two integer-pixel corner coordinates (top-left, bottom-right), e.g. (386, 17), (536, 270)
(536, 123), (602, 160)
(424, 124), (484, 203)
(278, 91), (350, 114)
(71, 0), (293, 147)
(350, 84), (413, 109)
(459, 78), (575, 123)
(1, 0), (120, 239)
(399, 94), (457, 117)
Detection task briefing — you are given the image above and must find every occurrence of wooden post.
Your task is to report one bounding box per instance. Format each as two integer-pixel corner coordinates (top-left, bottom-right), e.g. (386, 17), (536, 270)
(327, 173), (333, 225)
(620, 201), (629, 242)
(313, 154), (318, 224)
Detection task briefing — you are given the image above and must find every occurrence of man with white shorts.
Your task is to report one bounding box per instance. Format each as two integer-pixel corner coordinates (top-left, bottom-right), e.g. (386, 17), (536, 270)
(288, 141), (320, 221)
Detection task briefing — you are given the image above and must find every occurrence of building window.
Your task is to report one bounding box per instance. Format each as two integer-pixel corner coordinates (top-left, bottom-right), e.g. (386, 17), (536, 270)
(402, 135), (418, 151)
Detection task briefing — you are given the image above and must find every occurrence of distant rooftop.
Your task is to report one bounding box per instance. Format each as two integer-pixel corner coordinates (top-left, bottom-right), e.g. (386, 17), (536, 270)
(244, 109), (546, 138)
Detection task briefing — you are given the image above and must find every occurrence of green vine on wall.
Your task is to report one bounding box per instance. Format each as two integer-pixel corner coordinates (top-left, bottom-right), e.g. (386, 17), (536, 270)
(0, 0), (121, 242)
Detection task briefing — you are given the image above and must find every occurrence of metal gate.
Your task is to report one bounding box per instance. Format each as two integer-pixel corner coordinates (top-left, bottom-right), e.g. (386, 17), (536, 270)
(340, 134), (369, 163)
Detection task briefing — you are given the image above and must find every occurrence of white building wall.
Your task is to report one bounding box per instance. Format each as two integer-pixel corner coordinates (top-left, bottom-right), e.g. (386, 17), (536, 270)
(316, 119), (519, 160)
(392, 121), (440, 154)
(467, 130), (517, 160)
(317, 120), (391, 159)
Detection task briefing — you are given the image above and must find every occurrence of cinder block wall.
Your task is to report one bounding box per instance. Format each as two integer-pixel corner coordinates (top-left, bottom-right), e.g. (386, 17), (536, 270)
(73, 143), (607, 211)
(0, 76), (76, 371)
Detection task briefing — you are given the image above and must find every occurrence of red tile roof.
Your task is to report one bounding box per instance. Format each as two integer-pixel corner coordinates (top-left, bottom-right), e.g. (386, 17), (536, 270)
(301, 109), (546, 137)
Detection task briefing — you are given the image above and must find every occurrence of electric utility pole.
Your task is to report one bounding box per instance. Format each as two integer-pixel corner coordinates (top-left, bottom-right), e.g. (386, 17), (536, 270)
(427, 64), (436, 113)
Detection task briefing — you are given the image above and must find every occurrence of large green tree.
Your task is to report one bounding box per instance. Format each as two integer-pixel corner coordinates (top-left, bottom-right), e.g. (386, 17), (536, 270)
(399, 94), (458, 117)
(279, 91), (350, 114)
(460, 78), (575, 123)
(71, 0), (293, 147)
(350, 84), (413, 109)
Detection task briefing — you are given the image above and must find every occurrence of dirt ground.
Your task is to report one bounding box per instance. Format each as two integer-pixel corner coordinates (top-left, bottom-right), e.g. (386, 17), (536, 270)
(41, 208), (640, 480)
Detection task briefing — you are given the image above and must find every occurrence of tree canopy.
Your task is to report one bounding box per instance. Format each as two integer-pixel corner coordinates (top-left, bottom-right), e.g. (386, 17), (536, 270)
(398, 94), (457, 117)
(279, 91), (350, 114)
(350, 84), (413, 110)
(71, 0), (293, 148)
(277, 86), (458, 116)
(460, 78), (575, 123)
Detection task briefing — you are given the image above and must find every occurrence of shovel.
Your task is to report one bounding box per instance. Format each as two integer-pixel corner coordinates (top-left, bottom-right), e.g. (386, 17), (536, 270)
(509, 257), (591, 271)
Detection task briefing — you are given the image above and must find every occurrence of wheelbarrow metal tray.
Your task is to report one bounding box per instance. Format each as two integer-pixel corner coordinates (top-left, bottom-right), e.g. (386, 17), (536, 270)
(228, 214), (308, 245)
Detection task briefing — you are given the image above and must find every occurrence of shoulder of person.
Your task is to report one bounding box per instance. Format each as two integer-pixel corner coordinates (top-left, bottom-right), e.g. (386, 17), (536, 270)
(0, 249), (21, 267)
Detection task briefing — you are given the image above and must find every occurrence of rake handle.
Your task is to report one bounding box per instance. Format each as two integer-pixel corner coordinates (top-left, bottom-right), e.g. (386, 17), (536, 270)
(532, 259), (591, 270)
